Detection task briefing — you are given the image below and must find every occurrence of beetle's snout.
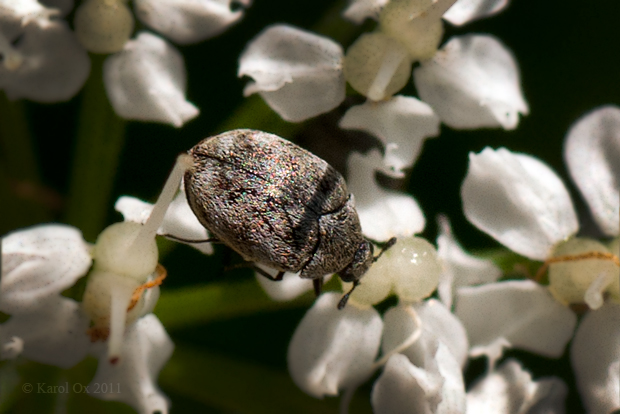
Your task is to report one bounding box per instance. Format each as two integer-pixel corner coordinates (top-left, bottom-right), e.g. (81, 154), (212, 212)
(339, 240), (374, 282)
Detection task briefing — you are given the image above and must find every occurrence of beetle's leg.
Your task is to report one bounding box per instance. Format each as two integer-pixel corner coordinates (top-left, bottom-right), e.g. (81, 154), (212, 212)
(313, 277), (323, 297)
(252, 266), (285, 282)
(161, 233), (222, 244)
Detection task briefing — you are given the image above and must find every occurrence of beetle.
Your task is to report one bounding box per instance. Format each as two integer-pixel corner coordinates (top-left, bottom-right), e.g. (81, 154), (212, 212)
(183, 129), (394, 309)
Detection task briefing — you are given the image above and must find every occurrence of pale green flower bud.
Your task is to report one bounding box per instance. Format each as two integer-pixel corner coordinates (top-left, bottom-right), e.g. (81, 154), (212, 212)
(74, 0), (134, 54)
(548, 237), (619, 309)
(344, 32), (412, 100)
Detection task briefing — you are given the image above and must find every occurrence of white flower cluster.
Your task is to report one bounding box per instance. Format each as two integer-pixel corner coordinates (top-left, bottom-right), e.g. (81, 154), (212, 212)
(0, 155), (209, 414)
(238, 0), (528, 178)
(256, 106), (620, 413)
(0, 0), (252, 126)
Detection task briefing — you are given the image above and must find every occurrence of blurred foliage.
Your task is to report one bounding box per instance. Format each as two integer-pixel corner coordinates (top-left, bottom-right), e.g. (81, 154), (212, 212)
(0, 0), (618, 412)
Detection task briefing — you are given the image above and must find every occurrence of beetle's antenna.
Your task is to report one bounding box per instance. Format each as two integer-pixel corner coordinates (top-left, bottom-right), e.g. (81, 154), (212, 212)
(373, 237), (397, 262)
(161, 233), (220, 244)
(338, 280), (359, 310)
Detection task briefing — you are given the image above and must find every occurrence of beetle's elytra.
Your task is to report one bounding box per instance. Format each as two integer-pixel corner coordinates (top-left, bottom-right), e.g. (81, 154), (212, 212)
(184, 129), (386, 308)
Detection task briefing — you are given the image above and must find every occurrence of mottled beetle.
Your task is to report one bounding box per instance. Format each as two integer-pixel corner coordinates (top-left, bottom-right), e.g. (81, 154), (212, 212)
(183, 129), (394, 309)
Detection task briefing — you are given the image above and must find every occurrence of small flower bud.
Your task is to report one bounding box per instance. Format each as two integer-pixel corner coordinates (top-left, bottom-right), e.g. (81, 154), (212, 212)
(548, 237), (619, 309)
(74, 0), (134, 54)
(92, 222), (158, 281)
(342, 237), (441, 306)
(344, 32), (412, 100)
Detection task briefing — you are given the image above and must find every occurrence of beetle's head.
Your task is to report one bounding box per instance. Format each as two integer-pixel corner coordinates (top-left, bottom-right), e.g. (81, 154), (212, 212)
(339, 239), (374, 283)
(337, 237), (397, 309)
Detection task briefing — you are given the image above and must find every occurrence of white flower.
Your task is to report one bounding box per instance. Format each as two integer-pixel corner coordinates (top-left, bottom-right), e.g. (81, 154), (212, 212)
(340, 96), (440, 176)
(238, 24), (345, 122)
(570, 302), (620, 413)
(462, 147), (578, 261)
(134, 0), (252, 44)
(0, 0), (90, 102)
(466, 359), (567, 414)
(347, 150), (426, 242)
(103, 31), (199, 127)
(564, 105), (620, 237)
(0, 224), (172, 413)
(413, 34), (528, 130)
(0, 154), (193, 413)
(287, 293), (383, 397)
(436, 215), (501, 309)
(454, 280), (577, 368)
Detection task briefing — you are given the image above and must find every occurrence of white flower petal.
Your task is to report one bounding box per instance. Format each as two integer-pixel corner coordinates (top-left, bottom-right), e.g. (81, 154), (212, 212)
(339, 96), (440, 176)
(343, 0), (388, 23)
(571, 303), (620, 414)
(134, 0), (250, 44)
(238, 24), (345, 122)
(115, 191), (213, 255)
(466, 359), (567, 414)
(455, 280), (577, 359)
(372, 342), (466, 414)
(461, 147), (578, 260)
(436, 215), (501, 308)
(89, 314), (173, 414)
(0, 13), (90, 102)
(347, 150), (425, 241)
(443, 0), (510, 26)
(104, 32), (199, 127)
(0, 297), (90, 368)
(382, 300), (469, 369)
(287, 293), (382, 398)
(564, 105), (620, 237)
(1, 224), (92, 314)
(414, 34), (528, 130)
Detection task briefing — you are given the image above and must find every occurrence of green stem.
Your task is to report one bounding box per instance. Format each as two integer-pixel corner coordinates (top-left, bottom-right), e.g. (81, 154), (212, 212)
(154, 280), (314, 331)
(159, 345), (373, 414)
(0, 94), (51, 233)
(64, 54), (126, 242)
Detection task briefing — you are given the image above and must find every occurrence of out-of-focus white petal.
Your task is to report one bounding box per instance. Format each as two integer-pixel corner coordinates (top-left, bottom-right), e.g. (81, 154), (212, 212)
(115, 192), (213, 255)
(414, 34), (528, 130)
(89, 314), (173, 414)
(238, 25), (345, 122)
(436, 215), (501, 308)
(104, 32), (199, 127)
(455, 280), (577, 360)
(372, 341), (466, 414)
(347, 150), (425, 241)
(135, 0), (251, 44)
(461, 148), (578, 260)
(255, 266), (333, 302)
(340, 96), (440, 176)
(342, 0), (388, 23)
(564, 105), (620, 237)
(1, 224), (92, 314)
(0, 297), (90, 368)
(382, 300), (469, 368)
(571, 303), (620, 413)
(466, 359), (567, 414)
(443, 0), (509, 26)
(287, 293), (382, 398)
(0, 15), (90, 102)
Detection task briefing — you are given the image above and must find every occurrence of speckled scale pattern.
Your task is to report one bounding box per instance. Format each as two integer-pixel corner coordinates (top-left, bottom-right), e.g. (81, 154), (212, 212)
(184, 129), (366, 278)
